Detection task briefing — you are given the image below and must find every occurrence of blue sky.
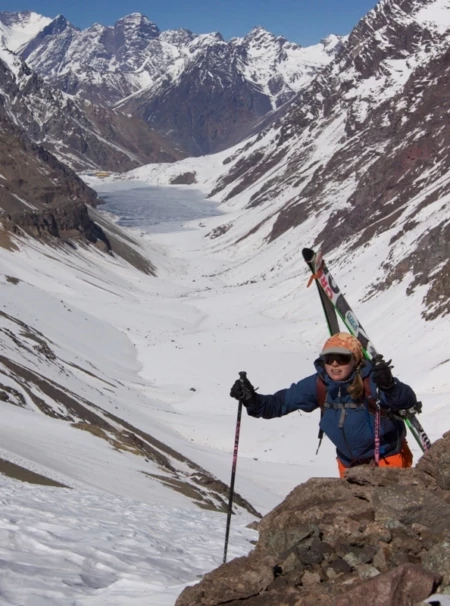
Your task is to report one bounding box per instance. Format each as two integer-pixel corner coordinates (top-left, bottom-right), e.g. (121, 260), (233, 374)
(6, 0), (379, 46)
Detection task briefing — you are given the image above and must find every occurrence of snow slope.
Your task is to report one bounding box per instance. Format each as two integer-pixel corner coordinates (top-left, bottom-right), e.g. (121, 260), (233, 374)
(0, 171), (448, 604)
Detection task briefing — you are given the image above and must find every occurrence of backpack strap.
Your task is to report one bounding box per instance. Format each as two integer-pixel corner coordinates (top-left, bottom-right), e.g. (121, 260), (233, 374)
(316, 376), (327, 412)
(314, 374), (387, 458)
(315, 376), (326, 454)
(363, 376), (376, 406)
(363, 377), (390, 417)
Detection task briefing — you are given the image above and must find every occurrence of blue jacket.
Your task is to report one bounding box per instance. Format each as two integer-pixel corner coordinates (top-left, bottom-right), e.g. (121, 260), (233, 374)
(245, 359), (417, 466)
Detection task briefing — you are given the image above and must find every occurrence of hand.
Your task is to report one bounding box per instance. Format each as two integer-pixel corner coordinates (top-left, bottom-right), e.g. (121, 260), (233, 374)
(230, 375), (256, 403)
(372, 355), (394, 391)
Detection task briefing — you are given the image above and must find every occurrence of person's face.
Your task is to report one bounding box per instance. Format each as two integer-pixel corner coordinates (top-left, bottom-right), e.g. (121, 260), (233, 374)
(323, 353), (356, 381)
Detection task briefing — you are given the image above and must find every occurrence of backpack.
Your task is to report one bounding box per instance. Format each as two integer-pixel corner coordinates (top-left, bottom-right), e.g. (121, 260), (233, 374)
(315, 375), (386, 455)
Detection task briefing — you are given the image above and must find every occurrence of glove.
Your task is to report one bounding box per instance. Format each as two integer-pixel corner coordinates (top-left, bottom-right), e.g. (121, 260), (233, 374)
(230, 375), (256, 404)
(372, 355), (395, 391)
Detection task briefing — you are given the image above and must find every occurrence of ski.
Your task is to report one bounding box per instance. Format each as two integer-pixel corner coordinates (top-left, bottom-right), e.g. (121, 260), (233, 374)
(303, 250), (340, 336)
(302, 247), (431, 452)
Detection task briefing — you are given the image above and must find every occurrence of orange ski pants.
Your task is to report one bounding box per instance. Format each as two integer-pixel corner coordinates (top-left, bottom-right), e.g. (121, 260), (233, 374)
(337, 440), (413, 478)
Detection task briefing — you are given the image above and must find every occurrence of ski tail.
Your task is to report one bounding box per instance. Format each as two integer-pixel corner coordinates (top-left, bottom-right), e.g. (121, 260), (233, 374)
(303, 248), (340, 335)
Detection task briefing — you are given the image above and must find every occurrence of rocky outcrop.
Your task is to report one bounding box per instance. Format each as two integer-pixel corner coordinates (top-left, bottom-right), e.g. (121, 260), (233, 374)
(3, 201), (111, 251)
(0, 110), (99, 213)
(176, 431), (450, 606)
(0, 112), (163, 273)
(0, 109), (109, 248)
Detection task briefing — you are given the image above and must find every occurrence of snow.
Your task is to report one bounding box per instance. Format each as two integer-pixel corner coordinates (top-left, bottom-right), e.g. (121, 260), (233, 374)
(0, 474), (255, 605)
(11, 193), (37, 210)
(0, 11), (52, 52)
(416, 0), (450, 34)
(1, 171), (449, 603)
(1, 5), (450, 601)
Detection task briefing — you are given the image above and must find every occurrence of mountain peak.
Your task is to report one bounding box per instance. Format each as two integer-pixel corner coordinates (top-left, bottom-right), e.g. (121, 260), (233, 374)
(115, 13), (160, 37)
(0, 10), (53, 52)
(42, 14), (72, 35)
(245, 26), (276, 40)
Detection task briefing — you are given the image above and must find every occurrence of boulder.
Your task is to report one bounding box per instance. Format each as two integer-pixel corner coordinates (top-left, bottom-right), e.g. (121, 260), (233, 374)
(176, 432), (450, 605)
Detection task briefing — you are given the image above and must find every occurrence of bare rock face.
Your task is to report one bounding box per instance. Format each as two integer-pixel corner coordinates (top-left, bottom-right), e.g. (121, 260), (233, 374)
(0, 111), (111, 250)
(0, 110), (98, 212)
(123, 52), (273, 156)
(333, 563), (440, 606)
(3, 201), (111, 251)
(176, 431), (450, 606)
(177, 554), (277, 606)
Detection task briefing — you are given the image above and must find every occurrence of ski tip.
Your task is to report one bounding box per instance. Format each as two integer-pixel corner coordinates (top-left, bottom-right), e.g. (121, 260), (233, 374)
(302, 248), (315, 262)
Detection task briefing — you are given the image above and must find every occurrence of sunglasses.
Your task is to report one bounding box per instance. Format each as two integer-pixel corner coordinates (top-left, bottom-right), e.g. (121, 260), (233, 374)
(323, 353), (353, 366)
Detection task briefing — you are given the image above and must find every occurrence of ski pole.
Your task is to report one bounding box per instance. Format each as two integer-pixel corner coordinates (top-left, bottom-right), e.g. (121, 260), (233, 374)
(223, 371), (246, 564)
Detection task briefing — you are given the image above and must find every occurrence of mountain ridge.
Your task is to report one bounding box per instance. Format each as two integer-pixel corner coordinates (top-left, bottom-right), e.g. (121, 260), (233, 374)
(3, 10), (342, 155)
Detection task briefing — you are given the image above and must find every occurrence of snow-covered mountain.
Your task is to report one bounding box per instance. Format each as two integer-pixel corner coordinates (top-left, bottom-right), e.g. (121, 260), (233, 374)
(0, 50), (181, 173)
(118, 29), (343, 155)
(135, 0), (449, 320)
(3, 11), (343, 155)
(0, 13), (182, 171)
(0, 10), (51, 52)
(17, 14), (341, 110)
(0, 1), (450, 602)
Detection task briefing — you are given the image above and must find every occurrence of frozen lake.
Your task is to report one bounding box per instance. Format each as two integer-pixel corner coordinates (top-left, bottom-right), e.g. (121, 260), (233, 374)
(93, 180), (222, 232)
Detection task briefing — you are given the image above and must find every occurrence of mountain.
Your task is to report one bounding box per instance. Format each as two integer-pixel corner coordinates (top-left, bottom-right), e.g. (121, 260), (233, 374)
(0, 10), (51, 51)
(0, 1), (449, 603)
(7, 12), (342, 155)
(118, 28), (344, 155)
(141, 0), (448, 320)
(0, 14), (183, 171)
(0, 106), (164, 278)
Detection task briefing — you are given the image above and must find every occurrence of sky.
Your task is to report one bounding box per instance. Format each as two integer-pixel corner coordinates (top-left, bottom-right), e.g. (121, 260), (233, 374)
(4, 0), (380, 46)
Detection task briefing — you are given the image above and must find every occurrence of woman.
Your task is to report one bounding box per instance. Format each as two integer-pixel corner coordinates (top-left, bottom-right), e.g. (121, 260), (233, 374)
(230, 333), (415, 477)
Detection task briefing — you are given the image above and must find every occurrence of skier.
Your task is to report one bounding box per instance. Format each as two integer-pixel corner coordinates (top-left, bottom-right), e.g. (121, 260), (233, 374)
(230, 333), (415, 477)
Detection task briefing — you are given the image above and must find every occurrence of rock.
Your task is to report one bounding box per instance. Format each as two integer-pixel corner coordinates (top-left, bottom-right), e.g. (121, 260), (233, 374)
(295, 545), (324, 565)
(373, 485), (450, 533)
(175, 554), (276, 606)
(423, 541), (450, 586)
(357, 564), (380, 580)
(301, 570), (322, 586)
(330, 558), (353, 575)
(170, 172), (197, 185)
(175, 432), (450, 605)
(416, 431), (450, 486)
(437, 453), (450, 491)
(334, 563), (441, 606)
(4, 201), (111, 250)
(256, 478), (371, 557)
(373, 542), (393, 572)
